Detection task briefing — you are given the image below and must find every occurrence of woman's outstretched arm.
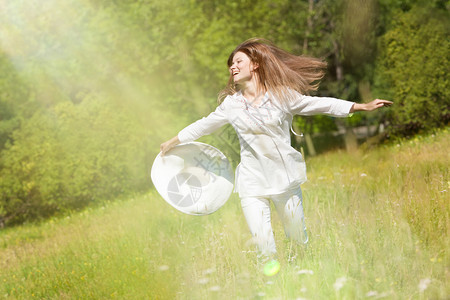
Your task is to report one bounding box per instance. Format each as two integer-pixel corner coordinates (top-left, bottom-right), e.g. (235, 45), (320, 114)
(159, 97), (230, 156)
(350, 99), (393, 113)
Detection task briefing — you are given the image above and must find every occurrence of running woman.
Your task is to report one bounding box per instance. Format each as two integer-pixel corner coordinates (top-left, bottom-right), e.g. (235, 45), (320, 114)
(160, 38), (392, 273)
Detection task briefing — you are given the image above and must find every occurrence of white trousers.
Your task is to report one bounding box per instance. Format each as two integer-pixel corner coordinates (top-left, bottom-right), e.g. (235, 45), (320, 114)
(241, 188), (307, 257)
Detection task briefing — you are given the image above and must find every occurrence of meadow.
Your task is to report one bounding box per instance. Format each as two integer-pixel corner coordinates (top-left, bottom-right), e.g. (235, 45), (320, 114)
(1, 129), (448, 299)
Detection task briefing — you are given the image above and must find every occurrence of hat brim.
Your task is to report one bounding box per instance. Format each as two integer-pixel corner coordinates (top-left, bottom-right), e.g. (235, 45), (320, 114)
(151, 142), (234, 215)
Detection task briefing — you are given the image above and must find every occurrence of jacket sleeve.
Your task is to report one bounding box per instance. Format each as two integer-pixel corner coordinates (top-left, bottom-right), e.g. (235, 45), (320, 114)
(178, 98), (229, 143)
(289, 92), (355, 117)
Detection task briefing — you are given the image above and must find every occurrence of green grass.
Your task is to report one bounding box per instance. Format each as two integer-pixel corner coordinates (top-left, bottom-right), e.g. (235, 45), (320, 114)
(1, 129), (449, 299)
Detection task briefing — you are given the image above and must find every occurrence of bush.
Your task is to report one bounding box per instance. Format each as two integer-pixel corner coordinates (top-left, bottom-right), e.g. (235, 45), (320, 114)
(0, 96), (149, 226)
(375, 6), (450, 137)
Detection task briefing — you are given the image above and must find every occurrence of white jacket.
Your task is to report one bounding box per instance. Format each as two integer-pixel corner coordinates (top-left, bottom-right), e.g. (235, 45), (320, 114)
(178, 90), (354, 197)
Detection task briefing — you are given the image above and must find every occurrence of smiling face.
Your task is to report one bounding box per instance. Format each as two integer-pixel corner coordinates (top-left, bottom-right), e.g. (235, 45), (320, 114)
(229, 51), (257, 85)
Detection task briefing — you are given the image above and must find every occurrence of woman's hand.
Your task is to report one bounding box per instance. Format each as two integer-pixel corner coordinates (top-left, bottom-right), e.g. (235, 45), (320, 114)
(160, 136), (180, 156)
(350, 99), (393, 113)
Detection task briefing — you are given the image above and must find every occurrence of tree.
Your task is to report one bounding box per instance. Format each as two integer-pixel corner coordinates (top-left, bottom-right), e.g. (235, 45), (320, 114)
(374, 5), (449, 136)
(0, 97), (148, 226)
(0, 53), (35, 151)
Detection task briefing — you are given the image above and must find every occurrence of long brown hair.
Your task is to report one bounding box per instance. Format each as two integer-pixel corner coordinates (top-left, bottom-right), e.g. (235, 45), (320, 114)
(218, 38), (327, 106)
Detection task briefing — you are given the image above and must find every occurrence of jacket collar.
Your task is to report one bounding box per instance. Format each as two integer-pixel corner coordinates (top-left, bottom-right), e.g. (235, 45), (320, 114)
(234, 90), (271, 108)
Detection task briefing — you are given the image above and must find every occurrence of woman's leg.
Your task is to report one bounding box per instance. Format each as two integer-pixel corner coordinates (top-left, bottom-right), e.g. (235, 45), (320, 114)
(271, 188), (308, 244)
(240, 196), (277, 258)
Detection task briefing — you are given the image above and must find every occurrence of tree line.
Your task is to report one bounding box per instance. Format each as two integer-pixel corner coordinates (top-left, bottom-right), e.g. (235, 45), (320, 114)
(0, 0), (448, 226)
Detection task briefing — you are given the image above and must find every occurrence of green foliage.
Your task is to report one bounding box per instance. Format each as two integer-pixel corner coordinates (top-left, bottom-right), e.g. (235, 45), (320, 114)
(0, 0), (190, 225)
(0, 0), (448, 225)
(0, 53), (33, 150)
(0, 97), (148, 226)
(375, 6), (450, 136)
(188, 0), (304, 92)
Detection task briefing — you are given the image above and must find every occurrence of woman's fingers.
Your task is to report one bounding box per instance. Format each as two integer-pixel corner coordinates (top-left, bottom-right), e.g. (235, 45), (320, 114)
(376, 99), (393, 106)
(368, 99), (393, 111)
(160, 136), (180, 156)
(160, 142), (171, 156)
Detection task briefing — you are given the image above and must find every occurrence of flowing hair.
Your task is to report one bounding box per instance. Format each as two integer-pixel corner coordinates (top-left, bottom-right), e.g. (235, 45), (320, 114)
(218, 38), (327, 106)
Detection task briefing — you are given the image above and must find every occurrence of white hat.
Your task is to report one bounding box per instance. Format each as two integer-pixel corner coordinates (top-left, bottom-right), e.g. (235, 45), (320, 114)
(151, 142), (234, 215)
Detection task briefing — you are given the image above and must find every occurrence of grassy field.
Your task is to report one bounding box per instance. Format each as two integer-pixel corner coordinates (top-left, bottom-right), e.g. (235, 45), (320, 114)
(1, 129), (448, 299)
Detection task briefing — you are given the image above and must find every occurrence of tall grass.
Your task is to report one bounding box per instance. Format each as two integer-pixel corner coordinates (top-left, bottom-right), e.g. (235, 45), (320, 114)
(1, 129), (448, 299)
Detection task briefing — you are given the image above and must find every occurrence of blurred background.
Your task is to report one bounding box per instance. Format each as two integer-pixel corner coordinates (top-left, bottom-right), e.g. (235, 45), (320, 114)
(0, 0), (448, 226)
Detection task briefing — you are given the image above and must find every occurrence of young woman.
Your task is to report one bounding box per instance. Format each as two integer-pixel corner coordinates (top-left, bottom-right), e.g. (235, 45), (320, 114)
(160, 38), (392, 270)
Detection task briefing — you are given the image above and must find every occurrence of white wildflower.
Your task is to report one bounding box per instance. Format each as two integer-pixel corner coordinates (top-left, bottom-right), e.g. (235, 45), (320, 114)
(203, 268), (215, 275)
(209, 285), (221, 292)
(158, 265), (169, 271)
(197, 278), (209, 285)
(365, 290), (378, 297)
(418, 278), (431, 292)
(333, 277), (347, 291)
